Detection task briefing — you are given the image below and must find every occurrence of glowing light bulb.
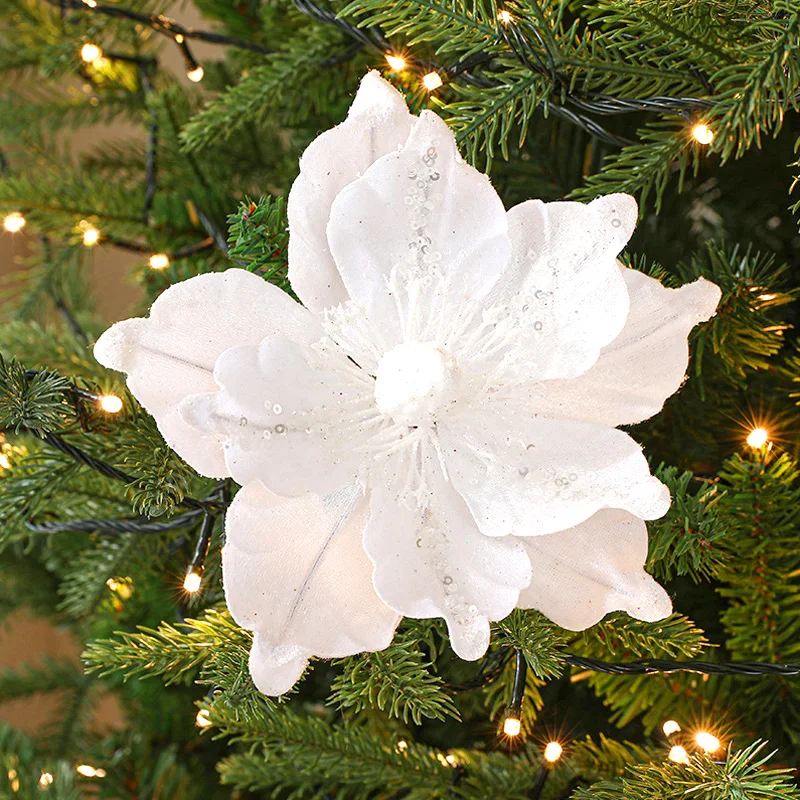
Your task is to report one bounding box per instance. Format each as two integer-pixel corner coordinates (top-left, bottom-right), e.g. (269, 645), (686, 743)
(662, 720), (681, 737)
(694, 731), (720, 753)
(3, 212), (26, 232)
(396, 740), (408, 753)
(149, 253), (170, 270)
(98, 394), (123, 413)
(82, 0), (98, 7)
(386, 54), (406, 71)
(498, 9), (513, 23)
(187, 66), (204, 83)
(80, 43), (102, 63)
(747, 427), (769, 448)
(38, 773), (54, 788)
(0, 454), (10, 470)
(195, 709), (212, 728)
(184, 569), (202, 593)
(175, 34), (185, 44)
(76, 765), (101, 777)
(422, 71), (443, 91)
(503, 716), (521, 736)
(445, 755), (457, 766)
(692, 123), (714, 144)
(669, 745), (690, 764)
(544, 742), (563, 763)
(82, 226), (100, 246)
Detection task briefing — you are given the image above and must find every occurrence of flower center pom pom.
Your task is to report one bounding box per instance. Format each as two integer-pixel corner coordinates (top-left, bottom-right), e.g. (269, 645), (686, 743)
(375, 341), (458, 426)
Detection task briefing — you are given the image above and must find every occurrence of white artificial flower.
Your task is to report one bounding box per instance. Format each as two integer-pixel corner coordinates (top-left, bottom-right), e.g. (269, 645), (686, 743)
(95, 72), (721, 696)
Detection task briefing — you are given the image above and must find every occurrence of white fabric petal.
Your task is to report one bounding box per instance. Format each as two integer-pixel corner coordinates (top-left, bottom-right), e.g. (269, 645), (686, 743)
(93, 270), (321, 477)
(364, 481), (531, 661)
(287, 71), (415, 312)
(440, 415), (669, 538)
(517, 508), (672, 629)
(224, 481), (400, 696)
(179, 338), (367, 497)
(531, 269), (722, 426)
(327, 110), (509, 344)
(489, 195), (635, 380)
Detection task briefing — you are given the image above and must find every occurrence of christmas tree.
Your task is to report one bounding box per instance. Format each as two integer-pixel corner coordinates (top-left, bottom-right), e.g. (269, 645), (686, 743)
(2, 1), (800, 798)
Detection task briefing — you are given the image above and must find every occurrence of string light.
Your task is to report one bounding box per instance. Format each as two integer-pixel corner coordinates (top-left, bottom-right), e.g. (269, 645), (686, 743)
(175, 34), (185, 44)
(422, 71), (443, 91)
(75, 765), (106, 778)
(445, 754), (457, 766)
(195, 709), (212, 728)
(183, 567), (202, 593)
(543, 741), (563, 763)
(385, 53), (406, 71)
(498, 9), (513, 23)
(3, 212), (26, 232)
(692, 123), (714, 144)
(7, 769), (19, 793)
(669, 745), (690, 764)
(395, 740), (408, 753)
(662, 720), (681, 737)
(503, 715), (521, 736)
(81, 0), (98, 6)
(187, 66), (204, 83)
(38, 773), (54, 788)
(0, 454), (10, 470)
(694, 731), (721, 753)
(81, 224), (100, 247)
(747, 427), (769, 448)
(80, 43), (102, 63)
(98, 394), (123, 413)
(149, 253), (170, 270)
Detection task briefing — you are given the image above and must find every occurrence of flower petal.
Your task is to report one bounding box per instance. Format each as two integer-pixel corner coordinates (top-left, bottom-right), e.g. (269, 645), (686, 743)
(327, 110), (509, 343)
(180, 337), (368, 496)
(364, 480), (531, 661)
(93, 270), (320, 478)
(224, 481), (400, 695)
(440, 415), (669, 537)
(531, 269), (721, 426)
(517, 508), (672, 629)
(288, 71), (415, 312)
(489, 195), (635, 380)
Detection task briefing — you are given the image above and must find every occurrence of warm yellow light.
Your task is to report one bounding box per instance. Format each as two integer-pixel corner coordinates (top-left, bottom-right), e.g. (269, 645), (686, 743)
(396, 740), (408, 753)
(76, 765), (98, 777)
(82, 0), (98, 6)
(747, 427), (769, 448)
(503, 716), (521, 736)
(187, 66), (204, 83)
(82, 226), (100, 246)
(95, 769), (106, 778)
(175, 34), (185, 44)
(543, 741), (563, 763)
(386, 54), (406, 71)
(422, 71), (443, 91)
(498, 9), (513, 23)
(184, 569), (202, 593)
(662, 720), (681, 737)
(3, 212), (26, 233)
(669, 745), (690, 764)
(0, 454), (10, 470)
(98, 394), (123, 413)
(106, 578), (118, 592)
(195, 709), (212, 728)
(80, 43), (102, 63)
(38, 773), (54, 788)
(692, 123), (714, 144)
(694, 731), (721, 753)
(149, 253), (170, 270)
(445, 754), (457, 766)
